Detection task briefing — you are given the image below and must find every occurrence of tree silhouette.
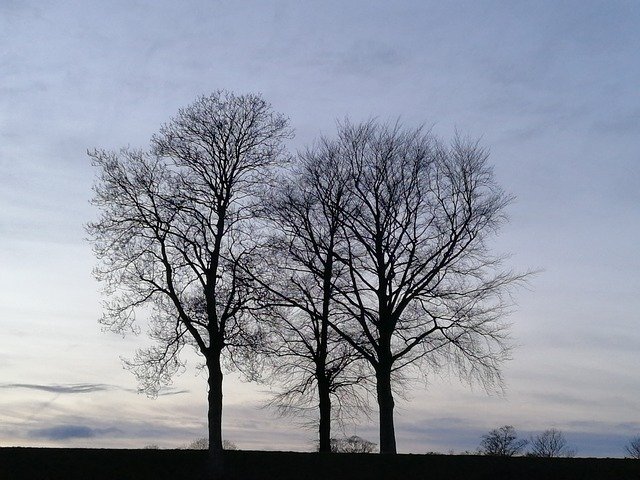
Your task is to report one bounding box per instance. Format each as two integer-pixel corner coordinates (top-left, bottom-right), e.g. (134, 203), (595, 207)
(479, 425), (528, 456)
(255, 138), (370, 452)
(324, 121), (523, 453)
(529, 428), (575, 457)
(625, 436), (640, 459)
(330, 435), (377, 453)
(88, 91), (291, 468)
(186, 438), (238, 450)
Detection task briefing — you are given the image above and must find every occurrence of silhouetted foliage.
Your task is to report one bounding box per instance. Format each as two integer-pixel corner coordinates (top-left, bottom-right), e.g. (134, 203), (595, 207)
(318, 121), (524, 453)
(528, 429), (575, 458)
(185, 438), (238, 451)
(187, 438), (209, 450)
(223, 440), (239, 451)
(625, 436), (640, 459)
(255, 139), (370, 452)
(88, 90), (291, 462)
(479, 425), (528, 456)
(329, 435), (377, 453)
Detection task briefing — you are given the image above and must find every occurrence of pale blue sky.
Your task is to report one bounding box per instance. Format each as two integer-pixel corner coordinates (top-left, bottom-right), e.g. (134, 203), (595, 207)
(1, 0), (639, 456)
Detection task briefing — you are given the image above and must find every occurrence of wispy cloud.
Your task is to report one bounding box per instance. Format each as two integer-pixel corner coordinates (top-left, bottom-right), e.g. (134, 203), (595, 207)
(13, 414), (207, 448)
(0, 383), (113, 394)
(0, 383), (189, 396)
(157, 389), (189, 396)
(28, 425), (121, 440)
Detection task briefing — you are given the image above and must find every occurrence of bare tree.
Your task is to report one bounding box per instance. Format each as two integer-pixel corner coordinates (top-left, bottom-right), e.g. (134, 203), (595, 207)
(324, 121), (523, 453)
(255, 139), (369, 452)
(329, 435), (377, 453)
(223, 439), (239, 451)
(479, 425), (528, 456)
(185, 438), (238, 450)
(529, 428), (575, 458)
(186, 438), (209, 450)
(625, 436), (640, 459)
(88, 91), (291, 464)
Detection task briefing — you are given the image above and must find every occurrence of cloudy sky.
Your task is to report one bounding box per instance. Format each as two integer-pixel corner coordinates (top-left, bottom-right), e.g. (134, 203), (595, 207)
(1, 0), (639, 457)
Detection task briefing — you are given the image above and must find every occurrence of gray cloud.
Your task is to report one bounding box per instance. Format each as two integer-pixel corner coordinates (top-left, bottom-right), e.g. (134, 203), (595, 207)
(564, 419), (640, 434)
(0, 383), (189, 397)
(28, 425), (121, 440)
(524, 391), (608, 409)
(157, 388), (189, 396)
(12, 412), (205, 447)
(0, 383), (112, 394)
(396, 416), (488, 452)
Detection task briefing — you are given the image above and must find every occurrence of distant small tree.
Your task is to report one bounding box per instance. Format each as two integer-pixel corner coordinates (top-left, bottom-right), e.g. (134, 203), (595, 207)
(143, 444), (160, 449)
(625, 436), (640, 459)
(529, 429), (575, 458)
(223, 440), (239, 451)
(186, 438), (238, 451)
(479, 425), (528, 456)
(329, 435), (377, 453)
(187, 437), (209, 450)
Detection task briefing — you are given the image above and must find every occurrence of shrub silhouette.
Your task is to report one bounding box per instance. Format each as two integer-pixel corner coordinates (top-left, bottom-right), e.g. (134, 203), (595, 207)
(479, 425), (528, 456)
(625, 436), (640, 459)
(528, 429), (575, 458)
(327, 436), (377, 453)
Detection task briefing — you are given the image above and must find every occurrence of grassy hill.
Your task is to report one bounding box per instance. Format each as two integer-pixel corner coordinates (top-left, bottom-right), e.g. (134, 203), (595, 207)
(1, 448), (638, 480)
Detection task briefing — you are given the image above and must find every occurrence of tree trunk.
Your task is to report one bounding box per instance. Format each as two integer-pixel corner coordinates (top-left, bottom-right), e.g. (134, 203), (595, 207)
(318, 247), (333, 453)
(317, 374), (332, 452)
(206, 351), (224, 476)
(376, 366), (397, 454)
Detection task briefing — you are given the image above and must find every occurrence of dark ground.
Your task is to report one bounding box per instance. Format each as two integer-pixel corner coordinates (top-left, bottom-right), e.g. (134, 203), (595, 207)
(0, 448), (638, 480)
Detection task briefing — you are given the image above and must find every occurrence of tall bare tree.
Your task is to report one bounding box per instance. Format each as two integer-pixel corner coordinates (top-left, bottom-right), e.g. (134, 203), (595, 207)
(87, 91), (291, 464)
(255, 139), (369, 452)
(323, 121), (523, 453)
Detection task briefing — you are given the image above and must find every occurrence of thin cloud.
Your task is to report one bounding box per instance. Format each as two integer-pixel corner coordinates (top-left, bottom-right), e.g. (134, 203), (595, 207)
(157, 389), (189, 396)
(0, 383), (189, 396)
(7, 412), (206, 447)
(28, 425), (121, 440)
(0, 383), (112, 394)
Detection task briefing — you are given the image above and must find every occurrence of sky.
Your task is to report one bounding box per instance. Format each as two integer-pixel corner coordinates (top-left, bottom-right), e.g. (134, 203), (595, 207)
(1, 0), (639, 457)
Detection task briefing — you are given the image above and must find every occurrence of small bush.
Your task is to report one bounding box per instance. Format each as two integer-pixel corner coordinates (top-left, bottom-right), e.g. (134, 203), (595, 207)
(184, 437), (239, 450)
(223, 440), (239, 450)
(479, 425), (528, 456)
(186, 438), (208, 450)
(528, 429), (575, 458)
(329, 436), (377, 453)
(625, 436), (640, 459)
